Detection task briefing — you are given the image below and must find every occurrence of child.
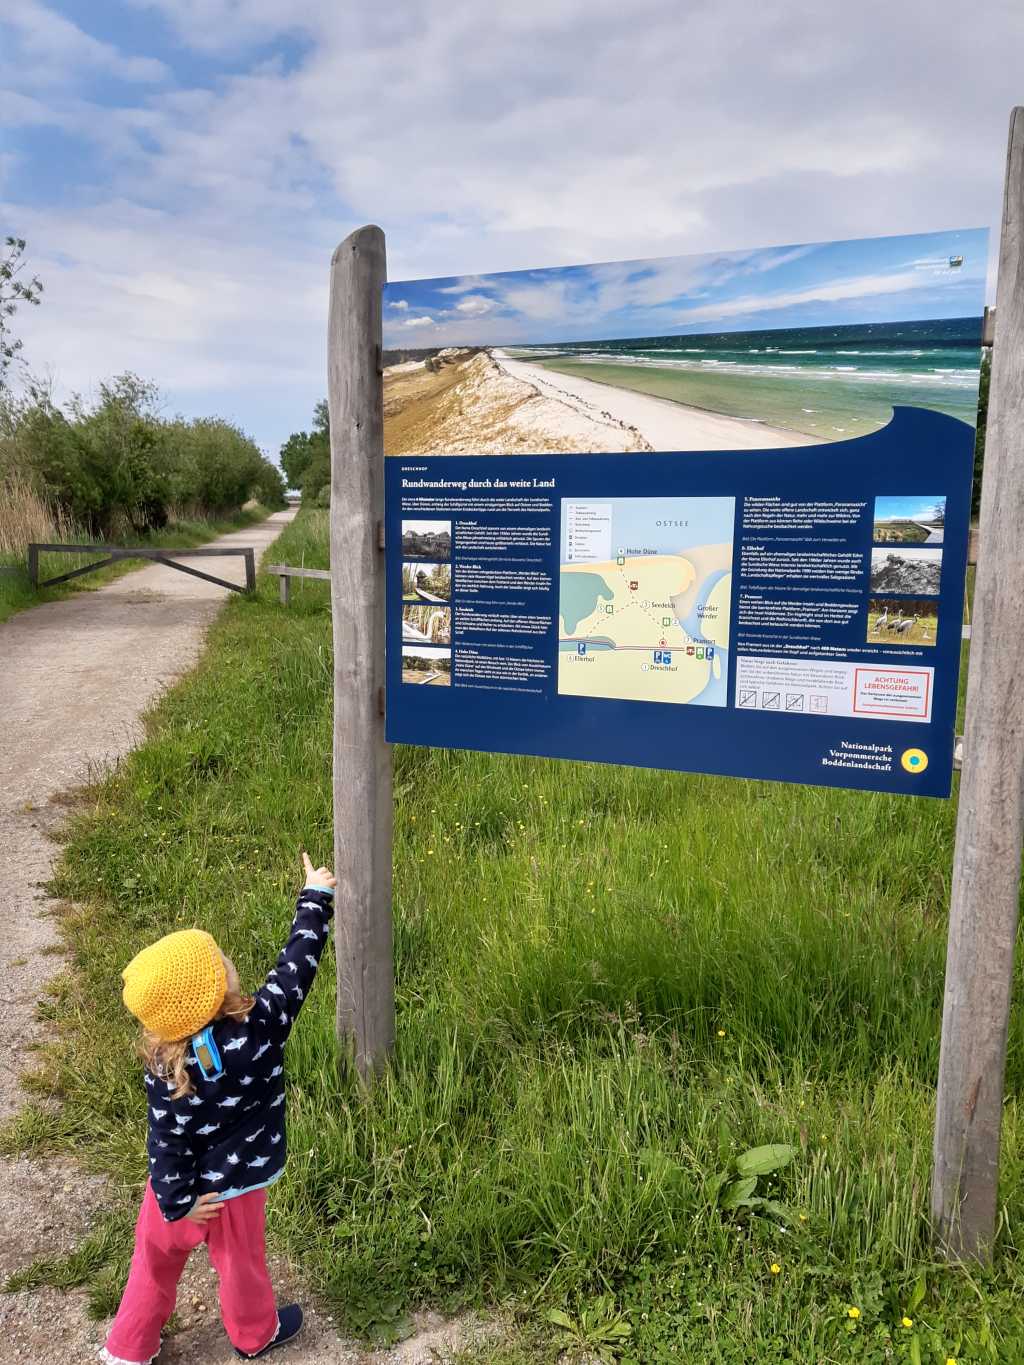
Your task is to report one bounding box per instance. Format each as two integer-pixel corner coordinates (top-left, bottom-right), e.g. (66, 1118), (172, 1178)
(100, 851), (337, 1364)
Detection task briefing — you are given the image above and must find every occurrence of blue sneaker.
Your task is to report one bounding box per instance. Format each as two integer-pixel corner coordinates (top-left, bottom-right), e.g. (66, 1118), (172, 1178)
(234, 1306), (303, 1359)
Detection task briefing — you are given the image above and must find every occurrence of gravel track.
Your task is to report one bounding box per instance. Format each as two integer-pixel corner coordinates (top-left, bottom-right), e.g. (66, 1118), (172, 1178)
(0, 513), (474, 1364)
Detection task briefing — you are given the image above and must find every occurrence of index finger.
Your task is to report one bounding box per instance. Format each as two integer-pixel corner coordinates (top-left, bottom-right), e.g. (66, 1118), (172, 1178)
(301, 850), (314, 876)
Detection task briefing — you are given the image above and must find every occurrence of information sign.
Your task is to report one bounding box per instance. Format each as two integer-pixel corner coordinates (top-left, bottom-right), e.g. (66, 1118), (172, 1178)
(383, 229), (986, 795)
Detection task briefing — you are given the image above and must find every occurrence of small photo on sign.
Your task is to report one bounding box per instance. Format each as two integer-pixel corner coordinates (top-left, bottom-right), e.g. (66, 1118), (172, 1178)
(866, 597), (938, 647)
(402, 604), (451, 646)
(402, 646), (451, 686)
(873, 495), (945, 545)
(402, 561), (451, 603)
(869, 546), (942, 596)
(401, 519), (451, 560)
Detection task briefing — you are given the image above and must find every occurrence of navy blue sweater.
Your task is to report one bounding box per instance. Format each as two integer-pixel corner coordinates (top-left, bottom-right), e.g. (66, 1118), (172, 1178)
(144, 886), (334, 1220)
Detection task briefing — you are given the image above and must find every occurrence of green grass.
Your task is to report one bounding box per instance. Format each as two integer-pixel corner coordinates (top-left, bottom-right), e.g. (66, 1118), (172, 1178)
(5, 508), (1024, 1363)
(0, 504), (274, 625)
(873, 521), (932, 545)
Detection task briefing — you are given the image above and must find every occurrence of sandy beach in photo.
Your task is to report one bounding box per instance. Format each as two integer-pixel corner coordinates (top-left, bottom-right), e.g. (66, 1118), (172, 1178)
(493, 351), (817, 451)
(384, 349), (649, 455)
(383, 348), (819, 456)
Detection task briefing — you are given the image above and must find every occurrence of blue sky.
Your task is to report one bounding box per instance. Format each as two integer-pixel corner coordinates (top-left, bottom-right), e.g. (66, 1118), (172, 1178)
(383, 229), (987, 349)
(2, 2), (1022, 457)
(874, 495), (946, 523)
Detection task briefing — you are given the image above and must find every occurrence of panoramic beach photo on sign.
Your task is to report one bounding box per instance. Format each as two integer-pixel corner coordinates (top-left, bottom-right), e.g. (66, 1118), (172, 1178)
(383, 229), (987, 796)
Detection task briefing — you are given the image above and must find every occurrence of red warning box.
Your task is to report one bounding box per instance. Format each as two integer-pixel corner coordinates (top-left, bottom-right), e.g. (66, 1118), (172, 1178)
(853, 667), (932, 720)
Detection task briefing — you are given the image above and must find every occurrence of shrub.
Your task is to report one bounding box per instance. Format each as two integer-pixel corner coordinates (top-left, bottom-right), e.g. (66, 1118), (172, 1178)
(2, 374), (285, 535)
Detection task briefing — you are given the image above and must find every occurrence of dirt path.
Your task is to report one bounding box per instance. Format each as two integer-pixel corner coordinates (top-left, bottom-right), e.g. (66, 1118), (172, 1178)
(0, 513), (476, 1364)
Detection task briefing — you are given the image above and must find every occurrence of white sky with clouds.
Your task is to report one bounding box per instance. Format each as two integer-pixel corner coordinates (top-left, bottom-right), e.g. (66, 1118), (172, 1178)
(2, 0), (1022, 456)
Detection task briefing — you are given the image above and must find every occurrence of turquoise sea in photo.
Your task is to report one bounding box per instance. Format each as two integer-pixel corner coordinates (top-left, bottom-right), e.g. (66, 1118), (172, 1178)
(506, 316), (983, 441)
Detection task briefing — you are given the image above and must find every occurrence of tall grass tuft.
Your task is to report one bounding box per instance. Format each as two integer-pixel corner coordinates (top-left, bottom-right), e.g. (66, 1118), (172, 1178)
(0, 468), (82, 556)
(8, 509), (1024, 1362)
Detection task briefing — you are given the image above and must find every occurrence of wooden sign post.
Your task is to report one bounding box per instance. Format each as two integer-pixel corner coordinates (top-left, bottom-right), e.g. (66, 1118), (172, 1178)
(931, 105), (1024, 1260)
(327, 224), (395, 1082)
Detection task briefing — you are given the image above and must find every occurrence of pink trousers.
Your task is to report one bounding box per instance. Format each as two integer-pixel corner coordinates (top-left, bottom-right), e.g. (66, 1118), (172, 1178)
(105, 1182), (278, 1362)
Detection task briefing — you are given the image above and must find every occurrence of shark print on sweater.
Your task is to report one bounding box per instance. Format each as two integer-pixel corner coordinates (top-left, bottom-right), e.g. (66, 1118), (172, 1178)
(143, 886), (334, 1220)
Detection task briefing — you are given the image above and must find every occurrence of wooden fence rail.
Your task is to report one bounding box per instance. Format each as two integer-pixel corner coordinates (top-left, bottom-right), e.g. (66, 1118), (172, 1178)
(265, 563), (330, 606)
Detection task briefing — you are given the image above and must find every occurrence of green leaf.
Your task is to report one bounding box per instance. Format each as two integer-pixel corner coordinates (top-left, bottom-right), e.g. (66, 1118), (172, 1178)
(735, 1144), (799, 1177)
(720, 1175), (758, 1209)
(544, 1308), (575, 1330)
(706, 1169), (730, 1202)
(907, 1271), (927, 1312)
(761, 1199), (795, 1222)
(909, 1333), (922, 1365)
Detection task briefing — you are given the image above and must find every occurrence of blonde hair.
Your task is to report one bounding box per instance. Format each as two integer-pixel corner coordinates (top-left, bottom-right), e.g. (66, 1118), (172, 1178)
(140, 988), (255, 1098)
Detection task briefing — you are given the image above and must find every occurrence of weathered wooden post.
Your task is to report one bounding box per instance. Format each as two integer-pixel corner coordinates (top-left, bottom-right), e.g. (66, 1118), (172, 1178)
(932, 106), (1024, 1260)
(327, 225), (395, 1081)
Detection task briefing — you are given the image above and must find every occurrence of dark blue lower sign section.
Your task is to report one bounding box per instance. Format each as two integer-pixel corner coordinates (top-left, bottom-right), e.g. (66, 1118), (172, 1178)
(386, 407), (973, 797)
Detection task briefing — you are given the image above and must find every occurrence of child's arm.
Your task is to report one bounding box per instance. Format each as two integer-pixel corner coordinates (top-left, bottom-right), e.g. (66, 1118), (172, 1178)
(146, 1092), (200, 1221)
(252, 853), (336, 1042)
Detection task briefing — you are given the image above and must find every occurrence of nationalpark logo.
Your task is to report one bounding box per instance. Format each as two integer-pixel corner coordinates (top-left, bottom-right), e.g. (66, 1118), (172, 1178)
(901, 748), (929, 774)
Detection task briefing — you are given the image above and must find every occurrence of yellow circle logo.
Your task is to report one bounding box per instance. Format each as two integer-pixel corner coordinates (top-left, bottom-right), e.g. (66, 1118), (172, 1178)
(901, 748), (929, 774)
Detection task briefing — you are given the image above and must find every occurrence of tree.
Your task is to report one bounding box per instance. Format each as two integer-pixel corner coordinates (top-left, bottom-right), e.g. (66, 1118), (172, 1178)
(279, 399), (330, 501)
(0, 238), (44, 389)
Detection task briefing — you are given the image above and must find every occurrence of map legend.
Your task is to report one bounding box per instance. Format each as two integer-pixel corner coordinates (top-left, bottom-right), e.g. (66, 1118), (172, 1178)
(565, 502), (612, 562)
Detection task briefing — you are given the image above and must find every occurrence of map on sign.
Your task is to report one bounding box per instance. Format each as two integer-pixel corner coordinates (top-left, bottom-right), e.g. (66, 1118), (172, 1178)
(558, 497), (735, 706)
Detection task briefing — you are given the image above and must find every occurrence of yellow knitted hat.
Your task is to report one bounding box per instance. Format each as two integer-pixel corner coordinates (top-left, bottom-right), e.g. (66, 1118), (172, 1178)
(122, 930), (227, 1042)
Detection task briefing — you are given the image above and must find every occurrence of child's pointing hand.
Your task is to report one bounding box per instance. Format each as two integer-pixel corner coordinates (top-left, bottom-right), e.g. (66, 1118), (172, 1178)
(301, 850), (336, 890)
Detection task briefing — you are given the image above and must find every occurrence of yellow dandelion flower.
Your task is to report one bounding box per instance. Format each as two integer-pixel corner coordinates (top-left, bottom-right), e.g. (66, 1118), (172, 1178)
(426, 849), (434, 856)
(717, 1029), (727, 1037)
(946, 1358), (957, 1365)
(847, 1306), (860, 1320)
(798, 1213), (808, 1222)
(901, 1317), (913, 1328)
(770, 1263), (781, 1275)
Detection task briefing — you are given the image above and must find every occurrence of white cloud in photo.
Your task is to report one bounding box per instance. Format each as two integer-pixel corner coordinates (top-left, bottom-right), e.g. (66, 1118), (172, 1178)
(670, 268), (933, 325)
(4, 0), (169, 85)
(453, 294), (500, 317)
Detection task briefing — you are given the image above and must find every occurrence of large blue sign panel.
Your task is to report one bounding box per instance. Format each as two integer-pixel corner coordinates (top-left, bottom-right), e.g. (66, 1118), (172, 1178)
(382, 228), (986, 796)
(386, 407), (972, 795)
